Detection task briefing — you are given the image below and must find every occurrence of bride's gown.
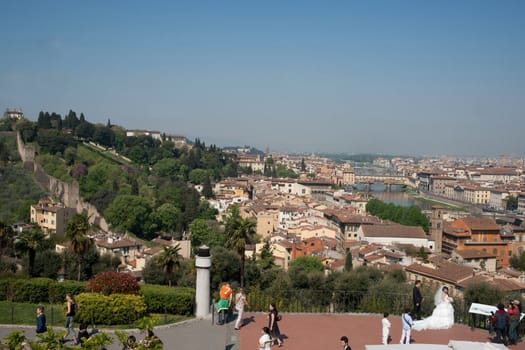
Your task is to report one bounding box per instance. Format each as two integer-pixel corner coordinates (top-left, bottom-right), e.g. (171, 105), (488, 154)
(413, 294), (454, 331)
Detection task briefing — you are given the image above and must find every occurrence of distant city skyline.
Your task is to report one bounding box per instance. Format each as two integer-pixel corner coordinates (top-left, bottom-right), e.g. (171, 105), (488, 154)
(1, 1), (524, 157)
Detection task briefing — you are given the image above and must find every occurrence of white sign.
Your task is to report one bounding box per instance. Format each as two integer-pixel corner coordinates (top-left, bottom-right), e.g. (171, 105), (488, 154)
(468, 302), (524, 321)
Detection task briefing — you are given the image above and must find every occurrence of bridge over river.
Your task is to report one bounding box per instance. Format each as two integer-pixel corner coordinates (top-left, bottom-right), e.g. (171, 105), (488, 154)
(354, 174), (416, 191)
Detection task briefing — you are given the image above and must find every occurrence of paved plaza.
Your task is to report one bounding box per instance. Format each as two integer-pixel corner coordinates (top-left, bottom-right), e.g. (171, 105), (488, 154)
(1, 313), (524, 350)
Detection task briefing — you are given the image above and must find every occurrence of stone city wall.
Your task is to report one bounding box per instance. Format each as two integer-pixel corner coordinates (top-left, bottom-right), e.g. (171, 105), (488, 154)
(16, 132), (109, 232)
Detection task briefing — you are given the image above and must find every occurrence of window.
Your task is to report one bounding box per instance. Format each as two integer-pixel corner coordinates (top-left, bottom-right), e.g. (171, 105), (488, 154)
(493, 248), (497, 255)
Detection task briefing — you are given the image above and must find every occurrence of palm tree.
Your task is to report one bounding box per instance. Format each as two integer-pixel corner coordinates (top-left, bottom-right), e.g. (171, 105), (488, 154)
(65, 214), (93, 281)
(159, 244), (182, 287)
(16, 227), (45, 277)
(225, 206), (256, 288)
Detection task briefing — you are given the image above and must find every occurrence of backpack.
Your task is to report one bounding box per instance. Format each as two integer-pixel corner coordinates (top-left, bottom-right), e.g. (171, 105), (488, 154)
(494, 311), (507, 329)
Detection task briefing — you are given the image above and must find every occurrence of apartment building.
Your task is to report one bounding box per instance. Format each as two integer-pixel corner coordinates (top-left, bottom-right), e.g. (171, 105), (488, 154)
(30, 199), (76, 238)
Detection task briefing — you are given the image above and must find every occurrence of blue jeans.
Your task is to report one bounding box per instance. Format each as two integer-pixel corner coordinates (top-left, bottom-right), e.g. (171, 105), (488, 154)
(64, 315), (75, 339)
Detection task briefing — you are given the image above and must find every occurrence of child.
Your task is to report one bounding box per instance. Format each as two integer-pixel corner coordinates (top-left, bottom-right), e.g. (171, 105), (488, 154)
(36, 306), (47, 334)
(400, 308), (413, 344)
(382, 312), (391, 345)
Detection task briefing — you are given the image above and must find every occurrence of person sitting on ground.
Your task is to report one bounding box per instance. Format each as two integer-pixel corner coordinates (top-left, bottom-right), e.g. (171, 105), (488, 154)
(140, 329), (163, 349)
(122, 335), (138, 350)
(76, 322), (90, 345)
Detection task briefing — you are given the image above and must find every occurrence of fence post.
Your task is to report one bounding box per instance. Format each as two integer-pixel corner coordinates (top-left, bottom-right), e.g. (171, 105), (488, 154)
(11, 303), (14, 324)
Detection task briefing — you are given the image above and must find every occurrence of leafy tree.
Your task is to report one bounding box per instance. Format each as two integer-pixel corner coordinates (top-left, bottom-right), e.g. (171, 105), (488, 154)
(189, 219), (224, 250)
(142, 257), (167, 285)
(66, 213), (94, 281)
(105, 195), (153, 237)
(202, 176), (214, 199)
(33, 249), (62, 279)
(159, 245), (182, 287)
(289, 256), (325, 273)
(463, 281), (503, 306)
(188, 168), (210, 184)
(92, 253), (122, 275)
(257, 241), (276, 270)
(152, 203), (182, 233)
(16, 227), (46, 277)
(210, 246), (241, 292)
(224, 205), (257, 287)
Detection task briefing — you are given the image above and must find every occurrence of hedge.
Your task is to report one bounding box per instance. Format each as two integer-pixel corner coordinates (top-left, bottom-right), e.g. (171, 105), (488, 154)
(0, 278), (195, 317)
(76, 293), (147, 325)
(140, 285), (195, 316)
(0, 278), (86, 303)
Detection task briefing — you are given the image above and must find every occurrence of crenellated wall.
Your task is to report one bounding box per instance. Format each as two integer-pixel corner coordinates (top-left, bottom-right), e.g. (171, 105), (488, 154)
(16, 132), (110, 232)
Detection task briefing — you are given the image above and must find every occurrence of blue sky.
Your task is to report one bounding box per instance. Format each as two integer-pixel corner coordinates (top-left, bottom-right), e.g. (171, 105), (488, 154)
(1, 0), (524, 156)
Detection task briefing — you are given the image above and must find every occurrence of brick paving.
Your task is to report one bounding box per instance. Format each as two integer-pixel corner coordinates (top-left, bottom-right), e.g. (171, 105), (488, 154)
(237, 313), (525, 350)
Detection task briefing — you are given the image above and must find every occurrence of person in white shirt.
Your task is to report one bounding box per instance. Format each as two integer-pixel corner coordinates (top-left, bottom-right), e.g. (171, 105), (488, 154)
(258, 327), (272, 350)
(382, 312), (391, 345)
(400, 309), (413, 344)
(234, 287), (249, 330)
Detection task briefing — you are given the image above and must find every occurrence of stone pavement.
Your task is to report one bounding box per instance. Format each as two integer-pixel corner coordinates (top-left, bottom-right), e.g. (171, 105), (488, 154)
(2, 313), (524, 350)
(0, 315), (239, 350)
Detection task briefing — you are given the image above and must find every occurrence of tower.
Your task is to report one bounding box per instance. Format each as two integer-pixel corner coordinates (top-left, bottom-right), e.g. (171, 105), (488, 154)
(429, 206), (444, 253)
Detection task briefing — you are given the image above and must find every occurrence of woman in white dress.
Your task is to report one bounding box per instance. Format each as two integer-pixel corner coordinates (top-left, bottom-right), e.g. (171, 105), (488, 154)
(413, 285), (454, 331)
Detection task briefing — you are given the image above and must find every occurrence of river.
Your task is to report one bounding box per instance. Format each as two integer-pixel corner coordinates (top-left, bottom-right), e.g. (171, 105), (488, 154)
(353, 183), (433, 210)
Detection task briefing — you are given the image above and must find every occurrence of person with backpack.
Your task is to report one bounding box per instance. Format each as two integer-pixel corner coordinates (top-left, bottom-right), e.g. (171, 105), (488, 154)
(492, 303), (509, 344)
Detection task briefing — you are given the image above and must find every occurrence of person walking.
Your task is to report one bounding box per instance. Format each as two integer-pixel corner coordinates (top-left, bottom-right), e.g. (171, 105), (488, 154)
(217, 282), (232, 325)
(340, 335), (352, 350)
(400, 308), (413, 344)
(268, 303), (283, 347)
(382, 312), (391, 345)
(234, 287), (249, 330)
(412, 280), (423, 320)
(63, 293), (77, 343)
(36, 306), (47, 334)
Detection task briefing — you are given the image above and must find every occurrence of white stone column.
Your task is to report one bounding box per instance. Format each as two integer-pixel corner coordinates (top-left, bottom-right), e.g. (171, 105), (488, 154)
(195, 245), (211, 318)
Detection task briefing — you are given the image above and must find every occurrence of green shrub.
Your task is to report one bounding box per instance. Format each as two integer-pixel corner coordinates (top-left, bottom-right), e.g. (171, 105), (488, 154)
(140, 285), (194, 315)
(76, 292), (147, 325)
(0, 278), (53, 303)
(86, 272), (140, 295)
(48, 280), (86, 303)
(0, 278), (86, 303)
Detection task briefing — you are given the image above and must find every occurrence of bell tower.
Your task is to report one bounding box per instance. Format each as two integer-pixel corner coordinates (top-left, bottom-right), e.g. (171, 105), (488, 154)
(429, 205), (444, 253)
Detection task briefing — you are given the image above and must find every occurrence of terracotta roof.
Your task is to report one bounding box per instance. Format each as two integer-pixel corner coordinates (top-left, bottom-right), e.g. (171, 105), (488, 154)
(361, 224), (426, 239)
(456, 249), (496, 259)
(405, 261), (474, 284)
(96, 238), (142, 249)
(457, 217), (500, 231)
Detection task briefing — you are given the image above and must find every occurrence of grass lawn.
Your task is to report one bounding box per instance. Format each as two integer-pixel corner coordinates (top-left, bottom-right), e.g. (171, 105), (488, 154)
(0, 301), (192, 328)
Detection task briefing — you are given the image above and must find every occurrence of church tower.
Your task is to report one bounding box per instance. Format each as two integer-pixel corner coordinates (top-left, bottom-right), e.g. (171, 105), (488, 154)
(429, 205), (444, 253)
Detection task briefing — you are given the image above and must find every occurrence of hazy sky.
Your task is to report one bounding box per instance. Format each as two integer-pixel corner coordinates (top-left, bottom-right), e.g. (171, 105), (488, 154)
(1, 1), (524, 157)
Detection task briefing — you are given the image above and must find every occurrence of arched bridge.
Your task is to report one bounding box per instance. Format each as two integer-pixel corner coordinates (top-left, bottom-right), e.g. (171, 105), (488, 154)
(354, 175), (416, 189)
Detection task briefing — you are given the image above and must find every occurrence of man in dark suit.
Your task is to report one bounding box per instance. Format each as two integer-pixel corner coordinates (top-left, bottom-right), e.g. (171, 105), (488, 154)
(412, 280), (423, 320)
